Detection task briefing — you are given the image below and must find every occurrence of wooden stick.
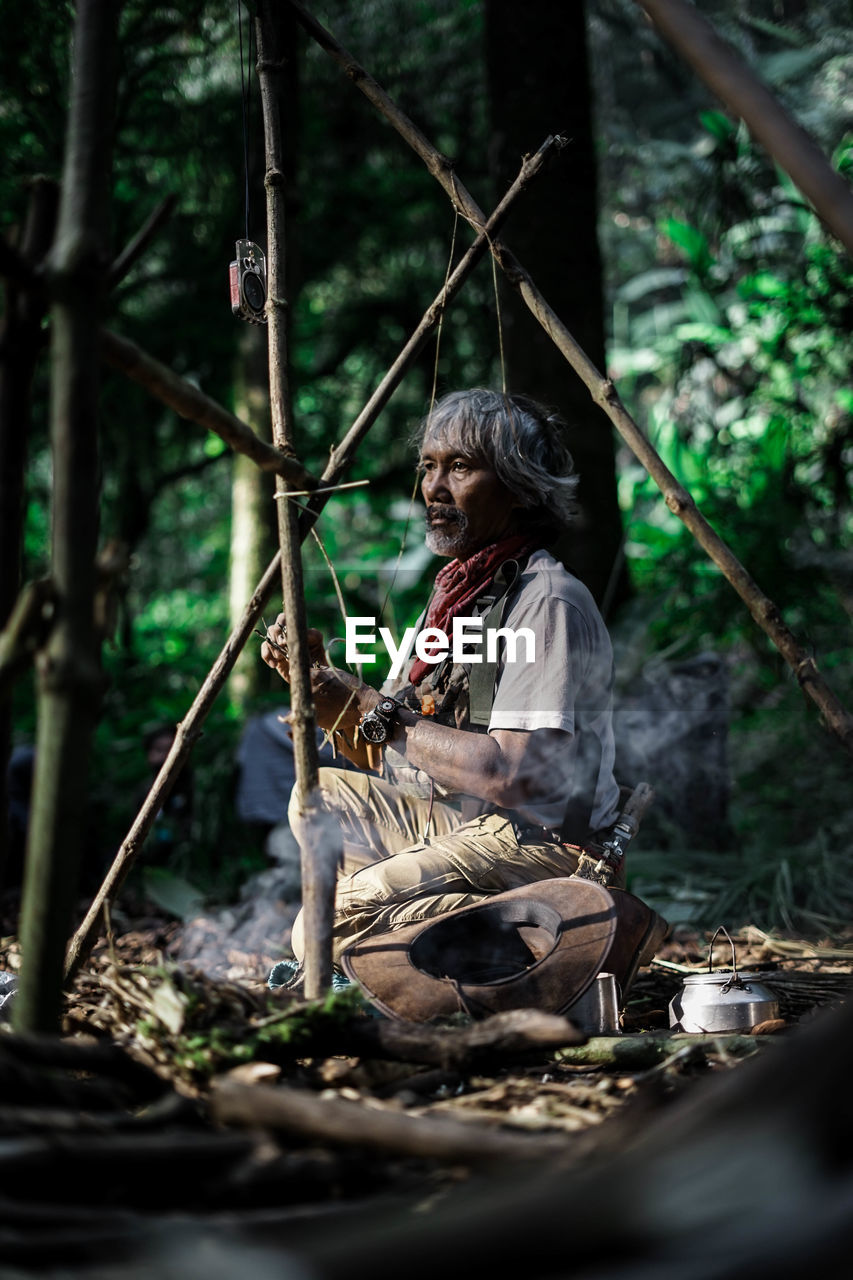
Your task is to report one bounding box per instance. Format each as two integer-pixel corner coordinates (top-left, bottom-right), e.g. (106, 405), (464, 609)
(290, 0), (853, 757)
(100, 328), (318, 487)
(638, 0), (853, 258)
(210, 1078), (571, 1165)
(255, 0), (331, 999)
(334, 1007), (585, 1068)
(0, 579), (57, 701)
(108, 193), (177, 286)
(553, 1032), (771, 1069)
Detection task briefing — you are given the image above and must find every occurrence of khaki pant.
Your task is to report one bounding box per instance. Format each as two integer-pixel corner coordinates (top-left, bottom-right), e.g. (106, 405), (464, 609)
(288, 768), (581, 965)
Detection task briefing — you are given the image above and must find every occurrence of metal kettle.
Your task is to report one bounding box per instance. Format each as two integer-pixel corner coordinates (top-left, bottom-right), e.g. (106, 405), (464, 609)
(669, 926), (780, 1034)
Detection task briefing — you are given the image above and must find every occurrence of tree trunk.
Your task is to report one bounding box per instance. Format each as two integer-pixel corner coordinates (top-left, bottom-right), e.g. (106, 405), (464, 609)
(228, 325), (277, 712)
(485, 0), (628, 609)
(14, 0), (118, 1033)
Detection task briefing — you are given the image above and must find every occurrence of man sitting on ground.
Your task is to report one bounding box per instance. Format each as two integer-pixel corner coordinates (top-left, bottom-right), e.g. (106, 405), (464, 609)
(262, 388), (641, 972)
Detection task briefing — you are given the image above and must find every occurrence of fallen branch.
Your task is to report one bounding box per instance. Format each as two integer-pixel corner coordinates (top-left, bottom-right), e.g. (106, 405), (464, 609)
(210, 1078), (572, 1165)
(290, 0), (853, 758)
(100, 328), (317, 487)
(334, 1007), (585, 1069)
(554, 1031), (772, 1069)
(0, 1030), (167, 1101)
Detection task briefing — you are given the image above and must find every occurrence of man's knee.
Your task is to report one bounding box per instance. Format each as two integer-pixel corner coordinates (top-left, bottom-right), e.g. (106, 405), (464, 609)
(334, 864), (390, 920)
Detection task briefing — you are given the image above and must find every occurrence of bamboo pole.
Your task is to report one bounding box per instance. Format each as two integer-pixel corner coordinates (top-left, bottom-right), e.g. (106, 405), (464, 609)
(64, 143), (556, 982)
(255, 0), (334, 998)
(638, 0), (853, 259)
(14, 0), (119, 1033)
(99, 328), (318, 486)
(290, 0), (853, 757)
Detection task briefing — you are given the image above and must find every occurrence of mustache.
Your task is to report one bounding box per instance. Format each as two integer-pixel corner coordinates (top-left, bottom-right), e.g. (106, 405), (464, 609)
(426, 504), (466, 526)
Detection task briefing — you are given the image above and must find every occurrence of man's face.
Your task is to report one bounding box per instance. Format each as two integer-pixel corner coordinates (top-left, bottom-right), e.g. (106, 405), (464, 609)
(419, 436), (520, 560)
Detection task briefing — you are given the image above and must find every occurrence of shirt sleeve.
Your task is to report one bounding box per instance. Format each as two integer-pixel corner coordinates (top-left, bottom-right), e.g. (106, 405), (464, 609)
(487, 593), (595, 734)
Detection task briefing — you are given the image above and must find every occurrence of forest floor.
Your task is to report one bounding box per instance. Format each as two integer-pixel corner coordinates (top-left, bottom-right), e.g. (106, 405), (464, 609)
(1, 893), (853, 1274)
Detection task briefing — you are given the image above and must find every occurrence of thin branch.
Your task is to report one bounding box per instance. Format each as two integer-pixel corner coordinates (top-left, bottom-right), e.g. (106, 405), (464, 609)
(99, 328), (318, 488)
(290, 0), (853, 756)
(0, 580), (57, 701)
(108, 193), (177, 286)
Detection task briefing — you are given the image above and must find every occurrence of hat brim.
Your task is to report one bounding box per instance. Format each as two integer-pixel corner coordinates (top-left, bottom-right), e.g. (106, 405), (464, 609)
(341, 878), (628, 1022)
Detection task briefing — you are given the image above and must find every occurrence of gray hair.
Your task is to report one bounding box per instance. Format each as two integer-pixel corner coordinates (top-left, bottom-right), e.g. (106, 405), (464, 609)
(413, 389), (579, 537)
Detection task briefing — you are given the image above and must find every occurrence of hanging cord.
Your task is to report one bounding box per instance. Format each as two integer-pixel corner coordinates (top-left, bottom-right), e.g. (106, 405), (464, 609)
(447, 171), (507, 392)
(491, 251), (507, 393)
(377, 207), (461, 631)
(237, 0), (252, 240)
(429, 207), (459, 408)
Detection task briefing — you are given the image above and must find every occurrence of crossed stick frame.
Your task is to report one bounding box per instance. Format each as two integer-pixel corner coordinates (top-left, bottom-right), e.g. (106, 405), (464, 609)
(63, 0), (853, 984)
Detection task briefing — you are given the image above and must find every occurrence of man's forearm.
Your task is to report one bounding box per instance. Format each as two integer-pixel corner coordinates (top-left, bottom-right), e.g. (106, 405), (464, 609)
(388, 708), (513, 806)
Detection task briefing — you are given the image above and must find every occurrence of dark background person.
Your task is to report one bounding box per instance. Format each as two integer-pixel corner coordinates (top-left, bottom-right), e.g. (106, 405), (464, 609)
(139, 724), (194, 867)
(235, 710), (356, 901)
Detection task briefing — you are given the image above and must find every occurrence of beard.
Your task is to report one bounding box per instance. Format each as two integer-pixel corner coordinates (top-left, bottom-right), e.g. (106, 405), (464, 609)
(425, 504), (470, 556)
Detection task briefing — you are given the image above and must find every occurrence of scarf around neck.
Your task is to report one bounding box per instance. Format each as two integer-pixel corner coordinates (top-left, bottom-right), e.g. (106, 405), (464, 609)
(408, 532), (540, 687)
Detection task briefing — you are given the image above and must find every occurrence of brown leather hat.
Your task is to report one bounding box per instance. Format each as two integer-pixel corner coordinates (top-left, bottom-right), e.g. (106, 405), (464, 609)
(340, 878), (663, 1022)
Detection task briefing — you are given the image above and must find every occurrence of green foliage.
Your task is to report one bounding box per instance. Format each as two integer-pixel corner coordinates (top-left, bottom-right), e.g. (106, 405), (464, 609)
(134, 963), (370, 1085)
(595, 1), (853, 935)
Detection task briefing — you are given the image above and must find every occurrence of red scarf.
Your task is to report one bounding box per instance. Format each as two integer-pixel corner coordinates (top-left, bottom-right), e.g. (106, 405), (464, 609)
(409, 533), (540, 687)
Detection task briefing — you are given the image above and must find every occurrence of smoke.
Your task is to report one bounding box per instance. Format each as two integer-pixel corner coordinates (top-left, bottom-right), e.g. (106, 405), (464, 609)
(614, 651), (731, 847)
(168, 837), (302, 984)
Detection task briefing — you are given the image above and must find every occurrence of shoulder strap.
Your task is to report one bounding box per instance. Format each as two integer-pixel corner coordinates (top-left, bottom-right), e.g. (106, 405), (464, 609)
(467, 559), (524, 727)
(466, 555), (603, 841)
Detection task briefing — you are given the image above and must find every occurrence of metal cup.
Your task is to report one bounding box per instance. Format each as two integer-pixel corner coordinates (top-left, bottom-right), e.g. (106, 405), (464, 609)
(565, 971), (620, 1034)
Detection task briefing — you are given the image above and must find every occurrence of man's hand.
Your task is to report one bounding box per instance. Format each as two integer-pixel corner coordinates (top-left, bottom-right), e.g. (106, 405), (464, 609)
(260, 614), (378, 733)
(260, 614), (327, 680)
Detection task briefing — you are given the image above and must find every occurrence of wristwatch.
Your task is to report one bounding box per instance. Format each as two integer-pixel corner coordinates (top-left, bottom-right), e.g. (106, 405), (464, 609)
(359, 697), (402, 745)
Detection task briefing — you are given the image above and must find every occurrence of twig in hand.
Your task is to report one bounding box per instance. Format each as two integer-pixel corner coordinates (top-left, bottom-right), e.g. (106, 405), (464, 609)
(253, 627), (288, 657)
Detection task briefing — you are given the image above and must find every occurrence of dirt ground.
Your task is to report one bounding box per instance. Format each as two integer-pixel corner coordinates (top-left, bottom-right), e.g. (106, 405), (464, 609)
(2, 895), (852, 1273)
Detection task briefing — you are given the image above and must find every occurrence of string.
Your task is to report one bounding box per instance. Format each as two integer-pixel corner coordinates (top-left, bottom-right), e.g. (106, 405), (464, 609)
(237, 0), (251, 240)
(430, 206), (459, 408)
(376, 205), (462, 634)
(491, 249), (504, 389)
(447, 168), (507, 392)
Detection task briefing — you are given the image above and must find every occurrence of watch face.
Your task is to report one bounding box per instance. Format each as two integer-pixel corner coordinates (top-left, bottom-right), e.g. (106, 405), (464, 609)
(360, 713), (389, 744)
